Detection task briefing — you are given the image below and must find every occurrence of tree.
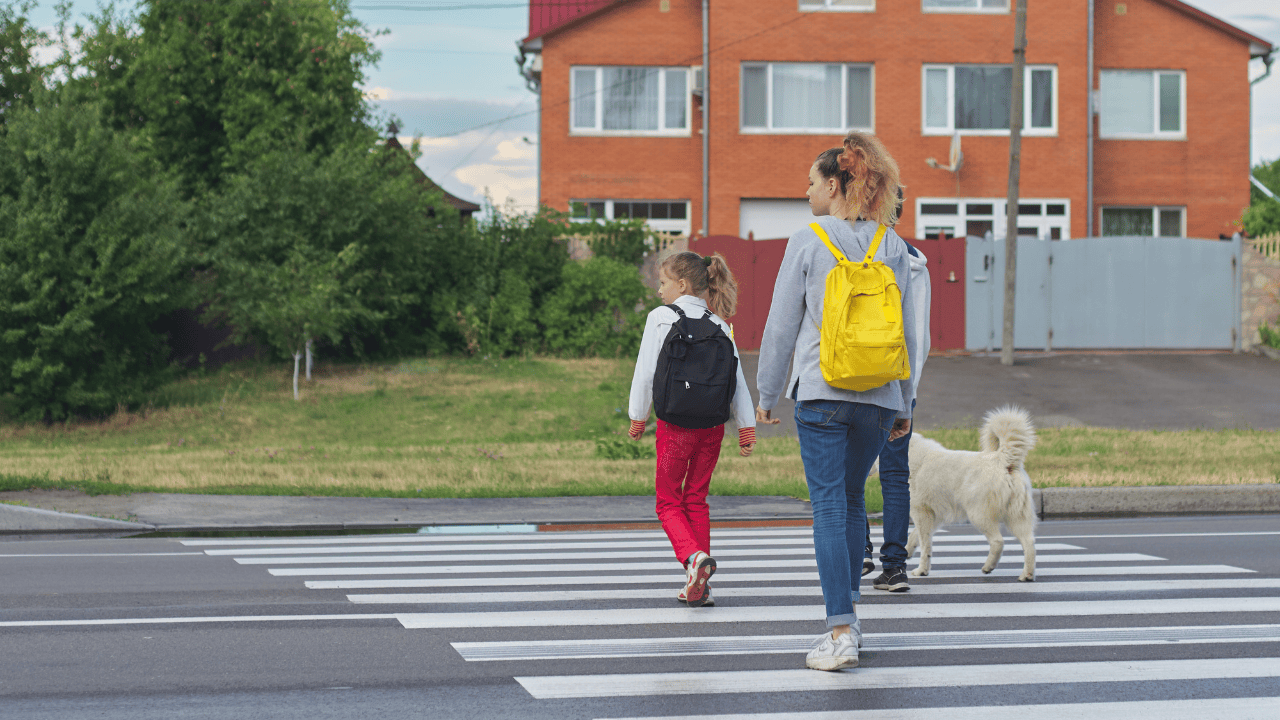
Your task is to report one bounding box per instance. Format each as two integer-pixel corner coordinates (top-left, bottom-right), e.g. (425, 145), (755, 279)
(72, 0), (381, 195)
(540, 257), (658, 358)
(0, 0), (49, 126)
(209, 243), (371, 399)
(0, 97), (191, 420)
(1243, 157), (1280, 237)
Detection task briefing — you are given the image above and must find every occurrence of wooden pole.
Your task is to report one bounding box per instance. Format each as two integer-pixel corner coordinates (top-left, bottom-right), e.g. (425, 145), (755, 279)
(1001, 0), (1028, 366)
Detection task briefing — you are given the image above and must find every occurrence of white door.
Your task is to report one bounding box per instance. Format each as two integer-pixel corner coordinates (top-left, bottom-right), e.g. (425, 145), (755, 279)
(738, 199), (814, 240)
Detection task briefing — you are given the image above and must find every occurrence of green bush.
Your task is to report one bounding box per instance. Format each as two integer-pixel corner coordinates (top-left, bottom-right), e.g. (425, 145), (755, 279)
(1244, 158), (1280, 237)
(0, 98), (192, 421)
(583, 218), (652, 266)
(1261, 321), (1280, 350)
(541, 257), (658, 357)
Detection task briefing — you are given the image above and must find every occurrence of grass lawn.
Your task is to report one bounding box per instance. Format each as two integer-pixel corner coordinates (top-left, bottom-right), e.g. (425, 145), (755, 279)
(1, 357), (1276, 509)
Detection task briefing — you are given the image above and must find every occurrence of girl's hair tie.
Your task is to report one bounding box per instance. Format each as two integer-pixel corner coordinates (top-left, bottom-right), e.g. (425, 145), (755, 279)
(702, 256), (713, 267)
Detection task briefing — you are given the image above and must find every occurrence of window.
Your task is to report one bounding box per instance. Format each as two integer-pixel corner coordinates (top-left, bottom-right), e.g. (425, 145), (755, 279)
(923, 0), (1008, 10)
(922, 64), (1056, 135)
(741, 63), (873, 133)
(799, 0), (874, 11)
(1100, 206), (1184, 237)
(570, 199), (691, 235)
(1098, 70), (1184, 139)
(571, 66), (690, 134)
(916, 198), (1070, 240)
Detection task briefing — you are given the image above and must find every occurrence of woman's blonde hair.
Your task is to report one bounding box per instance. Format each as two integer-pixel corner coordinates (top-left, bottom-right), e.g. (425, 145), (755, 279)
(661, 251), (738, 320)
(815, 131), (903, 227)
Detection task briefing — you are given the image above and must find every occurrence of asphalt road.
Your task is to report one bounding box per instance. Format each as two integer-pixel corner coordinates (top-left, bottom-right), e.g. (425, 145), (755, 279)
(3, 516), (1280, 719)
(739, 351), (1280, 437)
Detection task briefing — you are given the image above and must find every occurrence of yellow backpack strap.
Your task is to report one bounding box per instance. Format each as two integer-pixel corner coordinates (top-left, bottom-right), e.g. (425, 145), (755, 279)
(863, 224), (888, 263)
(810, 222), (847, 263)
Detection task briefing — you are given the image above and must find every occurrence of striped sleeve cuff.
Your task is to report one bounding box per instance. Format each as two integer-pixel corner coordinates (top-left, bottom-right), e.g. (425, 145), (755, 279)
(629, 419), (647, 439)
(738, 427), (756, 447)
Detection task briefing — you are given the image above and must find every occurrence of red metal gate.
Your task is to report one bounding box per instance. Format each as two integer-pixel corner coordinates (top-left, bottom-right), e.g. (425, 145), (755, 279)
(690, 233), (967, 351)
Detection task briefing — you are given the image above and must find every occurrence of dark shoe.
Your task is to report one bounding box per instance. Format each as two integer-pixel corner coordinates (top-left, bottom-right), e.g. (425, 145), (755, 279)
(862, 559), (875, 577)
(872, 567), (909, 592)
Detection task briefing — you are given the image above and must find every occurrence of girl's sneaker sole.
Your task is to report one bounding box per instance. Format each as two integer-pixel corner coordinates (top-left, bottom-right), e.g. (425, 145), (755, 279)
(684, 556), (716, 607)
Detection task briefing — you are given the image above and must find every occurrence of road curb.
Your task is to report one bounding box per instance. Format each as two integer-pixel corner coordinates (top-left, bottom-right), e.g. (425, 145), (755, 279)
(1037, 484), (1280, 518)
(0, 503), (154, 533)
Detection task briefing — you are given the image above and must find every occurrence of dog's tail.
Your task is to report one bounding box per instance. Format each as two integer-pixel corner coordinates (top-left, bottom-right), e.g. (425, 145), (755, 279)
(979, 406), (1037, 471)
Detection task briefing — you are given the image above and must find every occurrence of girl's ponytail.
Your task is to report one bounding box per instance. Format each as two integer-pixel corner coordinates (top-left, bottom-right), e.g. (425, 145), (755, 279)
(704, 253), (738, 321)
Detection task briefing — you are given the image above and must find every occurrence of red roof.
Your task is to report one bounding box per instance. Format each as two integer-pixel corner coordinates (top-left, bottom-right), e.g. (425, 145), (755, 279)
(525, 0), (624, 43)
(523, 0), (1272, 54)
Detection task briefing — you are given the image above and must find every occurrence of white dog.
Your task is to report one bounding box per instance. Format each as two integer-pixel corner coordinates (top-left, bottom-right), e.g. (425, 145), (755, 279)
(899, 406), (1039, 582)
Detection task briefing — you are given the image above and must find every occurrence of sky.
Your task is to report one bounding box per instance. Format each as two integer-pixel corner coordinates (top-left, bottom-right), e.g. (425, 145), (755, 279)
(21, 1), (1280, 215)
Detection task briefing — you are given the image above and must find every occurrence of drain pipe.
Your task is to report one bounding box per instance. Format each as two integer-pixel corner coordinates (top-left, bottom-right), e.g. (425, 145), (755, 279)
(701, 0), (709, 238)
(1086, 0), (1095, 238)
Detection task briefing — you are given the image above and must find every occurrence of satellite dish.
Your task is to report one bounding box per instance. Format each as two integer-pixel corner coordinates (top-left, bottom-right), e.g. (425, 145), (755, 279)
(925, 133), (964, 173)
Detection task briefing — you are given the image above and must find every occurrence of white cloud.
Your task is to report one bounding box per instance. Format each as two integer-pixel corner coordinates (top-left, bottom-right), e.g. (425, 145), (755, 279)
(454, 163), (537, 212)
(492, 137), (536, 161)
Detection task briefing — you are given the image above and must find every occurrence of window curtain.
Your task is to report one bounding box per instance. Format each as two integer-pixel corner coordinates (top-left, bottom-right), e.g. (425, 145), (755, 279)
(603, 67), (659, 131)
(1099, 70), (1154, 135)
(742, 66), (767, 127)
(573, 68), (597, 129)
(1102, 208), (1154, 236)
(772, 64), (842, 129)
(925, 68), (949, 128)
(954, 66), (1011, 130)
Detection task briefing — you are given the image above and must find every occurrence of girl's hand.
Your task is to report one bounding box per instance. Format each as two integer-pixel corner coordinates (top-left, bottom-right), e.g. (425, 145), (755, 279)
(628, 419), (646, 440)
(738, 427), (756, 457)
(756, 406), (781, 425)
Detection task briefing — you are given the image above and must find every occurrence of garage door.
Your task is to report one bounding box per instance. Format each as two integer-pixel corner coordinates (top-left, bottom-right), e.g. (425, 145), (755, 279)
(739, 199), (813, 241)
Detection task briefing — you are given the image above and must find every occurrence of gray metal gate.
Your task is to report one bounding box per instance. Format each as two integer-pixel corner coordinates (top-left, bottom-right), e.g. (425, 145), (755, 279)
(966, 236), (1243, 350)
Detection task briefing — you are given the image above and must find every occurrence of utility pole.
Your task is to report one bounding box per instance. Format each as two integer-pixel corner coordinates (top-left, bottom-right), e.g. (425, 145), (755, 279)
(1001, 0), (1028, 366)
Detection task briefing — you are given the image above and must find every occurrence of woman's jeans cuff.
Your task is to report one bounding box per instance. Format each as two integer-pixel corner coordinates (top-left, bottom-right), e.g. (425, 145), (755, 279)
(826, 612), (858, 629)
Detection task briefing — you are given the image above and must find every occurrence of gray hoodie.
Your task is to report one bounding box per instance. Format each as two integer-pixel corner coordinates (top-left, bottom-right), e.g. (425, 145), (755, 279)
(756, 215), (918, 419)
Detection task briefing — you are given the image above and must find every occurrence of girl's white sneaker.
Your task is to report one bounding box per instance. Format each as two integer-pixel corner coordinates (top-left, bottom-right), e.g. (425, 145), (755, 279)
(682, 551), (716, 607)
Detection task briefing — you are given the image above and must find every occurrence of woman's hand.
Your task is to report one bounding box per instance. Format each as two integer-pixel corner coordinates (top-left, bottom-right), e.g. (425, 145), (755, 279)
(756, 406), (781, 425)
(889, 418), (911, 441)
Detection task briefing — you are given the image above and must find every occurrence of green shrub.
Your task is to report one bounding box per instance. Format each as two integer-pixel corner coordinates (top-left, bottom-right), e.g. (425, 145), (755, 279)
(583, 218), (652, 266)
(1261, 321), (1280, 350)
(0, 98), (192, 421)
(541, 257), (659, 357)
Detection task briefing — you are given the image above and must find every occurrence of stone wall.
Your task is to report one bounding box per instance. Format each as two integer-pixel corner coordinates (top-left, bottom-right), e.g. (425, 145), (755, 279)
(1241, 238), (1280, 350)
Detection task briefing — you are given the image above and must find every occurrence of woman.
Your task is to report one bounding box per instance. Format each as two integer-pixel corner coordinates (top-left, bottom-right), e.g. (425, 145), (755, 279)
(755, 131), (917, 671)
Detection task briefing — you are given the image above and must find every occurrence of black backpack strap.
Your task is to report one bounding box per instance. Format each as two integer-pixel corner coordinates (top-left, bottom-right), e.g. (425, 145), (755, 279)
(667, 304), (687, 319)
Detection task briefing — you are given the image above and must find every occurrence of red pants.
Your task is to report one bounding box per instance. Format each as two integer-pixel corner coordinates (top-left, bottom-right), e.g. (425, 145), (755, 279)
(654, 419), (725, 563)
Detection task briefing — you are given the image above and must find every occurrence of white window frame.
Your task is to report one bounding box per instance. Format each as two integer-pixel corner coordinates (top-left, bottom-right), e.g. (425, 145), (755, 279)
(1097, 69), (1186, 140)
(1098, 205), (1186, 237)
(922, 0), (1009, 13)
(921, 64), (1058, 136)
(915, 197), (1071, 240)
(740, 62), (875, 135)
(569, 199), (692, 236)
(570, 66), (692, 136)
(799, 0), (875, 12)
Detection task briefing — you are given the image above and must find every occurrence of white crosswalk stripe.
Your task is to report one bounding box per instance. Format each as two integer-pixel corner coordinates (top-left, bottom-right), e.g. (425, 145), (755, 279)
(205, 524), (1280, 718)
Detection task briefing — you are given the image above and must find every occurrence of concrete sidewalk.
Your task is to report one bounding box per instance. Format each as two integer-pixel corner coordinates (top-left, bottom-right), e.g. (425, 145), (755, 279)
(4, 485), (1280, 534)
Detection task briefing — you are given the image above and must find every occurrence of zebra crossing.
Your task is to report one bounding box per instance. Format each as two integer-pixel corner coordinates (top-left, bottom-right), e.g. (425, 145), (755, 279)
(181, 525), (1280, 718)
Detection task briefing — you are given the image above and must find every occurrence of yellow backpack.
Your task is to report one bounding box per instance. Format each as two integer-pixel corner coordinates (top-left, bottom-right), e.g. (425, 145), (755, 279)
(810, 222), (910, 392)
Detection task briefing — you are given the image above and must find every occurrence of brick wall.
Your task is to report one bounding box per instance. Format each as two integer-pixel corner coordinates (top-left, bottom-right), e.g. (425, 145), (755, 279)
(538, 0), (1255, 241)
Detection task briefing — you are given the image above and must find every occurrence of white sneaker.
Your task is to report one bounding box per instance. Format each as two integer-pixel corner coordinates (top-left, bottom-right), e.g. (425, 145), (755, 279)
(677, 584), (714, 607)
(682, 551), (716, 607)
(805, 629), (860, 671)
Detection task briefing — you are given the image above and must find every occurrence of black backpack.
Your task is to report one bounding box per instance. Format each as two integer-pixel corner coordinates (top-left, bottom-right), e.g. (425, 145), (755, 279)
(653, 304), (738, 429)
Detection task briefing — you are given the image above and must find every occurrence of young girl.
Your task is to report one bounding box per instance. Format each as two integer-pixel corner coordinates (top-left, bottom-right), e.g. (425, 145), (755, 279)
(627, 251), (756, 607)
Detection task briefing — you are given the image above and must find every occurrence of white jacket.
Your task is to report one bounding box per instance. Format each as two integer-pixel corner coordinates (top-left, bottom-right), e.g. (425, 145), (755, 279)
(628, 295), (755, 429)
(905, 245), (932, 396)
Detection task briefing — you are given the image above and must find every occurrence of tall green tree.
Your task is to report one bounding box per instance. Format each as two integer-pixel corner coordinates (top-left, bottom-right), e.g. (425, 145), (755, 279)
(0, 98), (191, 421)
(0, 0), (49, 126)
(1244, 157), (1280, 237)
(74, 0), (381, 194)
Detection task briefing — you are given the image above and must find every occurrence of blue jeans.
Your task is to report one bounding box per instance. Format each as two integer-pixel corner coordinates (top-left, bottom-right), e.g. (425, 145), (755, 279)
(866, 399), (914, 571)
(795, 400), (895, 628)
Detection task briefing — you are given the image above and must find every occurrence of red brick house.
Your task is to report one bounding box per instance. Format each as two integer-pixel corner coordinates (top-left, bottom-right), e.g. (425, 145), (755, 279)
(518, 0), (1273, 242)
